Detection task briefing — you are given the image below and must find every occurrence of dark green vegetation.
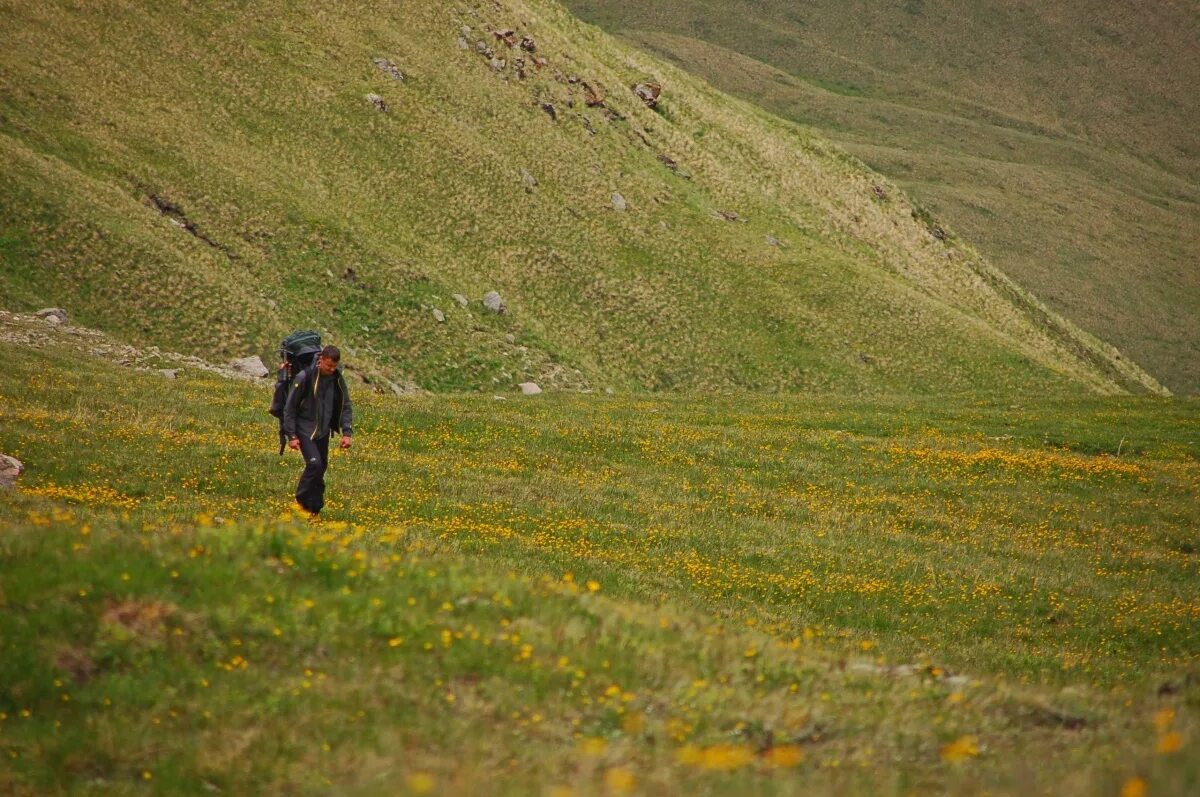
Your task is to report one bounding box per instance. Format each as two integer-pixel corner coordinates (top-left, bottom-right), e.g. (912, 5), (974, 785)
(1, 315), (1196, 794)
(0, 0), (1164, 396)
(565, 0), (1200, 394)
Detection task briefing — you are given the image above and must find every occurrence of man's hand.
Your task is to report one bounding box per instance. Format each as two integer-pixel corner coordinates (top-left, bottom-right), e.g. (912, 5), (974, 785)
(288, 438), (301, 451)
(340, 435), (352, 450)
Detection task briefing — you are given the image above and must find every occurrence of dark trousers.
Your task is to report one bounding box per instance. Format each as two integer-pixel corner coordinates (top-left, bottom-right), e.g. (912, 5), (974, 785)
(295, 433), (330, 513)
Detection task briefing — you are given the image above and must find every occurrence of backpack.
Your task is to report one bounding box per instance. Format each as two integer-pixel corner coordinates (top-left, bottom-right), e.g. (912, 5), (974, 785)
(269, 330), (322, 453)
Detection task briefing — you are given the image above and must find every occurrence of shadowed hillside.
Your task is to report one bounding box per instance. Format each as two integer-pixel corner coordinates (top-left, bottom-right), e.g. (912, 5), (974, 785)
(0, 0), (1165, 396)
(565, 0), (1200, 394)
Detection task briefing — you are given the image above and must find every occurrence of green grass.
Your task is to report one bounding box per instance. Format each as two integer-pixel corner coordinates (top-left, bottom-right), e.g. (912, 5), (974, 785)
(1, 315), (1197, 794)
(562, 0), (1200, 394)
(0, 0), (1164, 398)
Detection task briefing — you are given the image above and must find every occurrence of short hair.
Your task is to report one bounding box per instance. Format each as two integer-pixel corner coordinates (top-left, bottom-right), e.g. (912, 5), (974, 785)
(320, 345), (341, 362)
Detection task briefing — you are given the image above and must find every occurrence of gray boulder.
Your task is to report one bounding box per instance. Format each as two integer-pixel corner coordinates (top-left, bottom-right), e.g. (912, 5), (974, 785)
(518, 382), (543, 396)
(451, 293), (469, 307)
(35, 308), (68, 324)
(365, 93), (389, 112)
(0, 454), (23, 489)
(482, 291), (506, 314)
(611, 192), (628, 212)
(432, 308), (446, 323)
(230, 356), (269, 379)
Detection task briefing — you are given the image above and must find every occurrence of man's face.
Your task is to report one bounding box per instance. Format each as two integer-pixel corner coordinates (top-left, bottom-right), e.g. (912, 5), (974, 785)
(317, 355), (338, 376)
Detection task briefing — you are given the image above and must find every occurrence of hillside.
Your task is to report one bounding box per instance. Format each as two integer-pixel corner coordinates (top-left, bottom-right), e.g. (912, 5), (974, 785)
(1, 311), (1197, 794)
(564, 0), (1200, 394)
(0, 0), (1165, 396)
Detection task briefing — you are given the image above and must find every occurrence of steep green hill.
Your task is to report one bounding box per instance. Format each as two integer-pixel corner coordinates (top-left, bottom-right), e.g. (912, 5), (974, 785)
(0, 0), (1164, 396)
(564, 0), (1200, 394)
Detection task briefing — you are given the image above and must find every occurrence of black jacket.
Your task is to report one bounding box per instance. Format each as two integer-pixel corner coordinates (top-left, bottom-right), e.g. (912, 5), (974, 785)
(282, 364), (353, 441)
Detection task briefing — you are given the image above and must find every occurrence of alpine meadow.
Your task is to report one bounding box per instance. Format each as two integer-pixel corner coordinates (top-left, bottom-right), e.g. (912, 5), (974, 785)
(0, 2), (1196, 796)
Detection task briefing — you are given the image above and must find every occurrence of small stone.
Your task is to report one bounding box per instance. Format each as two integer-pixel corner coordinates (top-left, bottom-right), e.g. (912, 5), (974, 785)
(493, 395), (507, 401)
(432, 308), (446, 323)
(765, 234), (784, 247)
(372, 57), (406, 81)
(0, 454), (24, 488)
(633, 82), (662, 109)
(457, 37), (469, 50)
(366, 93), (389, 112)
(520, 168), (538, 188)
(505, 333), (516, 344)
(482, 291), (506, 314)
(461, 24), (472, 37)
(489, 57), (506, 72)
(611, 192), (627, 212)
(159, 369), (178, 379)
(35, 307), (68, 324)
(229, 356), (269, 379)
(452, 293), (469, 307)
(518, 382), (542, 396)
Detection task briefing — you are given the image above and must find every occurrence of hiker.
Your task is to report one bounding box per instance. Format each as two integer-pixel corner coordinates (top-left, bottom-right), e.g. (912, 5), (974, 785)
(283, 344), (353, 516)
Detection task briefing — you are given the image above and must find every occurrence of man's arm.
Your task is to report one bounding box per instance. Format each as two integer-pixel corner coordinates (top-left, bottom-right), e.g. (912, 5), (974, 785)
(339, 375), (353, 449)
(282, 370), (308, 441)
(339, 375), (353, 438)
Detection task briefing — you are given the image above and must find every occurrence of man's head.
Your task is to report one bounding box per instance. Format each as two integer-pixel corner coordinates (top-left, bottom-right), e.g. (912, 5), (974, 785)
(317, 345), (340, 376)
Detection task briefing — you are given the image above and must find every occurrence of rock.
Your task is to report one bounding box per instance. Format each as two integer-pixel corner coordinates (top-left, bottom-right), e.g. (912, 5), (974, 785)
(541, 102), (557, 121)
(489, 57), (506, 72)
(372, 57), (406, 81)
(518, 382), (542, 396)
(505, 333), (516, 344)
(452, 293), (469, 307)
(520, 36), (537, 52)
(493, 29), (517, 47)
(493, 395), (507, 401)
(229, 356), (269, 379)
(765, 234), (784, 248)
(872, 183), (888, 200)
(457, 37), (469, 50)
(633, 82), (662, 109)
(520, 168), (538, 189)
(582, 81), (605, 107)
(460, 24), (472, 37)
(432, 308), (446, 323)
(365, 93), (389, 112)
(159, 369), (178, 379)
(35, 308), (68, 324)
(0, 454), (23, 488)
(611, 192), (627, 212)
(482, 291), (506, 314)
(712, 209), (741, 222)
(604, 387), (615, 395)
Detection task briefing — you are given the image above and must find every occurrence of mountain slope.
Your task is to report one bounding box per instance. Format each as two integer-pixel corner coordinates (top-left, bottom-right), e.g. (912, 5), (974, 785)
(564, 0), (1200, 394)
(0, 0), (1164, 395)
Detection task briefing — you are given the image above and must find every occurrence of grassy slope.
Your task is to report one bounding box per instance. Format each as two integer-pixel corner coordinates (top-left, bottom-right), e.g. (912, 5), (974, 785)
(563, 0), (1200, 394)
(1, 314), (1197, 794)
(0, 0), (1163, 396)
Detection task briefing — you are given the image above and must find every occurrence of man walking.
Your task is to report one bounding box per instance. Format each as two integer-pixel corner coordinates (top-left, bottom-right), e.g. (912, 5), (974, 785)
(283, 345), (353, 516)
